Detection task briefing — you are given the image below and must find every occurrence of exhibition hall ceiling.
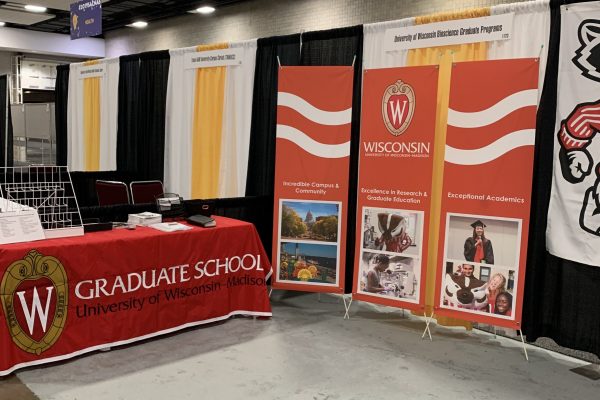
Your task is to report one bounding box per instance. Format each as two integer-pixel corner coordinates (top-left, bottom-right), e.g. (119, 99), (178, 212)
(0, 0), (248, 34)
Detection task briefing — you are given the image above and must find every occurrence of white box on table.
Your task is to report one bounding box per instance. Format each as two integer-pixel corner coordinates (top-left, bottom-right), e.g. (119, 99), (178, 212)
(127, 212), (162, 226)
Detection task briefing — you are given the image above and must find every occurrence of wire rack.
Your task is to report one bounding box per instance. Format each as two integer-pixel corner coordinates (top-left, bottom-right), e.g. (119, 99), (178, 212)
(0, 166), (84, 237)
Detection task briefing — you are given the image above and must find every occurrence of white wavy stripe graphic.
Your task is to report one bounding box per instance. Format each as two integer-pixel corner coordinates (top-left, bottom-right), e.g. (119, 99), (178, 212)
(445, 129), (535, 165)
(277, 92), (352, 125)
(447, 89), (537, 128)
(276, 124), (350, 158)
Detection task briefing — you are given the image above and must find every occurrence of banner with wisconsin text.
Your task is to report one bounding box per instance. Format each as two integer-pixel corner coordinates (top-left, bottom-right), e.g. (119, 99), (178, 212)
(434, 59), (538, 329)
(352, 66), (439, 310)
(272, 66), (353, 293)
(547, 2), (600, 267)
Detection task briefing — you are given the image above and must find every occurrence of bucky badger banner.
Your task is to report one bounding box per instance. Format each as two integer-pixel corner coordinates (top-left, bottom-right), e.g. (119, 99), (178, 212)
(434, 59), (539, 329)
(272, 67), (353, 293)
(547, 2), (600, 267)
(352, 66), (439, 310)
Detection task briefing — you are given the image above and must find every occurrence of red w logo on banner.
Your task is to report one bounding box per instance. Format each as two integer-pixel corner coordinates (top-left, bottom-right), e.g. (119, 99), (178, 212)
(382, 80), (415, 136)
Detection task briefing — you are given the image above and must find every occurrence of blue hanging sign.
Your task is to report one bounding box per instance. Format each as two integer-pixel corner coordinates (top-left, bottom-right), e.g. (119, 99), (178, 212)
(70, 0), (102, 39)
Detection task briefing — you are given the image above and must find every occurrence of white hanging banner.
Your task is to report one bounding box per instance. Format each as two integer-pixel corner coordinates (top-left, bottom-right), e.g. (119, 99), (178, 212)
(184, 48), (243, 69)
(384, 13), (514, 51)
(547, 2), (600, 267)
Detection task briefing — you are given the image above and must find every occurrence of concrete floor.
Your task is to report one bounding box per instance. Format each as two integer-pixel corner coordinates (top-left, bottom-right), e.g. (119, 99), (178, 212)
(4, 290), (599, 400)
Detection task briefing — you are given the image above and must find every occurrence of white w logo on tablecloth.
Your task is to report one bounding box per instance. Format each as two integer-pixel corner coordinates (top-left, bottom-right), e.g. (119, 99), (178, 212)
(16, 286), (54, 335)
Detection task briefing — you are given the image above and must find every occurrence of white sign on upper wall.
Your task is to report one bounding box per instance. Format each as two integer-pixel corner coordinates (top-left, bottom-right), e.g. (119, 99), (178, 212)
(384, 13), (514, 51)
(21, 60), (61, 90)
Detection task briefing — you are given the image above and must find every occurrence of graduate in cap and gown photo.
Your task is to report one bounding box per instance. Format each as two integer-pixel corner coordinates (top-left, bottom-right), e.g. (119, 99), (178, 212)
(463, 219), (494, 264)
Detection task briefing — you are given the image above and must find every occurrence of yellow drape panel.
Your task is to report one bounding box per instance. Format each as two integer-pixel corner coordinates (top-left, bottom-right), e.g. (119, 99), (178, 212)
(408, 8), (490, 329)
(83, 60), (101, 171)
(191, 43), (228, 199)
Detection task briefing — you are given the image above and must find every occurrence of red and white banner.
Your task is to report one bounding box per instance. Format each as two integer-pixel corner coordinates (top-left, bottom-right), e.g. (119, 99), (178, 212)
(547, 2), (600, 267)
(434, 59), (538, 328)
(272, 66), (353, 293)
(0, 217), (272, 376)
(352, 66), (439, 310)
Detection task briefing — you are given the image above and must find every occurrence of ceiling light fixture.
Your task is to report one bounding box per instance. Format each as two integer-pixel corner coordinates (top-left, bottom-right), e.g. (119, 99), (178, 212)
(129, 21), (148, 28)
(0, 22), (5, 27)
(196, 6), (216, 14)
(24, 5), (48, 13)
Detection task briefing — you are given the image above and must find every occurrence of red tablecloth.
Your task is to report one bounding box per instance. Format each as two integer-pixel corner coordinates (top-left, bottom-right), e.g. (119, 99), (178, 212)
(0, 216), (272, 375)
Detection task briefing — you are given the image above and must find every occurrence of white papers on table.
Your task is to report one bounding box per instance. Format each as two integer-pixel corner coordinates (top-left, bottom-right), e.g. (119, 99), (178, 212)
(148, 222), (192, 232)
(0, 198), (45, 244)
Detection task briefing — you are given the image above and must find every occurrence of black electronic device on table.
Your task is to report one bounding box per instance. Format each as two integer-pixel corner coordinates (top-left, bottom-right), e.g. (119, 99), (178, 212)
(155, 193), (185, 219)
(187, 214), (216, 228)
(82, 219), (113, 233)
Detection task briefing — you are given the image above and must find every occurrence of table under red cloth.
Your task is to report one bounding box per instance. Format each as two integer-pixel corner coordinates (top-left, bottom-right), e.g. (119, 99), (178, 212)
(0, 216), (272, 376)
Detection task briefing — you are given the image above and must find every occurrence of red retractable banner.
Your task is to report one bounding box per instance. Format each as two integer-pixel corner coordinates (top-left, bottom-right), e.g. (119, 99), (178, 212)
(272, 66), (354, 293)
(434, 59), (538, 329)
(352, 66), (439, 310)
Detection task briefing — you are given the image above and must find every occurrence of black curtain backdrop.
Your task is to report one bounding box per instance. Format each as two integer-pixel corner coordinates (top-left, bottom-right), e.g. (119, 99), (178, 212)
(0, 75), (6, 167)
(300, 26), (363, 293)
(246, 33), (301, 197)
(522, 0), (600, 358)
(55, 65), (70, 167)
(117, 54), (141, 174)
(6, 97), (13, 167)
(0, 75), (13, 167)
(136, 50), (170, 181)
(245, 33), (301, 255)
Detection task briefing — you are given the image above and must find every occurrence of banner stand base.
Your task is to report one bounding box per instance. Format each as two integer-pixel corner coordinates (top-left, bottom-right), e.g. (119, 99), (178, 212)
(316, 293), (343, 304)
(518, 329), (529, 361)
(421, 314), (529, 361)
(421, 311), (434, 341)
(343, 295), (353, 319)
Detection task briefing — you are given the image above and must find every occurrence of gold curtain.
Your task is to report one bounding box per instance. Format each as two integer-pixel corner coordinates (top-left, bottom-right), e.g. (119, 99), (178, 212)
(407, 8), (490, 329)
(191, 43), (228, 199)
(83, 60), (101, 171)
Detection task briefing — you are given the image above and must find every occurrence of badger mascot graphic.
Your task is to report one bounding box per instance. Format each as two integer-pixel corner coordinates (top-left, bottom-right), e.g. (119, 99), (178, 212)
(559, 20), (600, 235)
(444, 273), (488, 310)
(374, 213), (412, 253)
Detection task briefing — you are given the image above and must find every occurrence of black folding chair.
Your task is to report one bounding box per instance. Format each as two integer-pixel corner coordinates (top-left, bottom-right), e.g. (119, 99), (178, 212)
(96, 180), (130, 206)
(129, 180), (164, 204)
